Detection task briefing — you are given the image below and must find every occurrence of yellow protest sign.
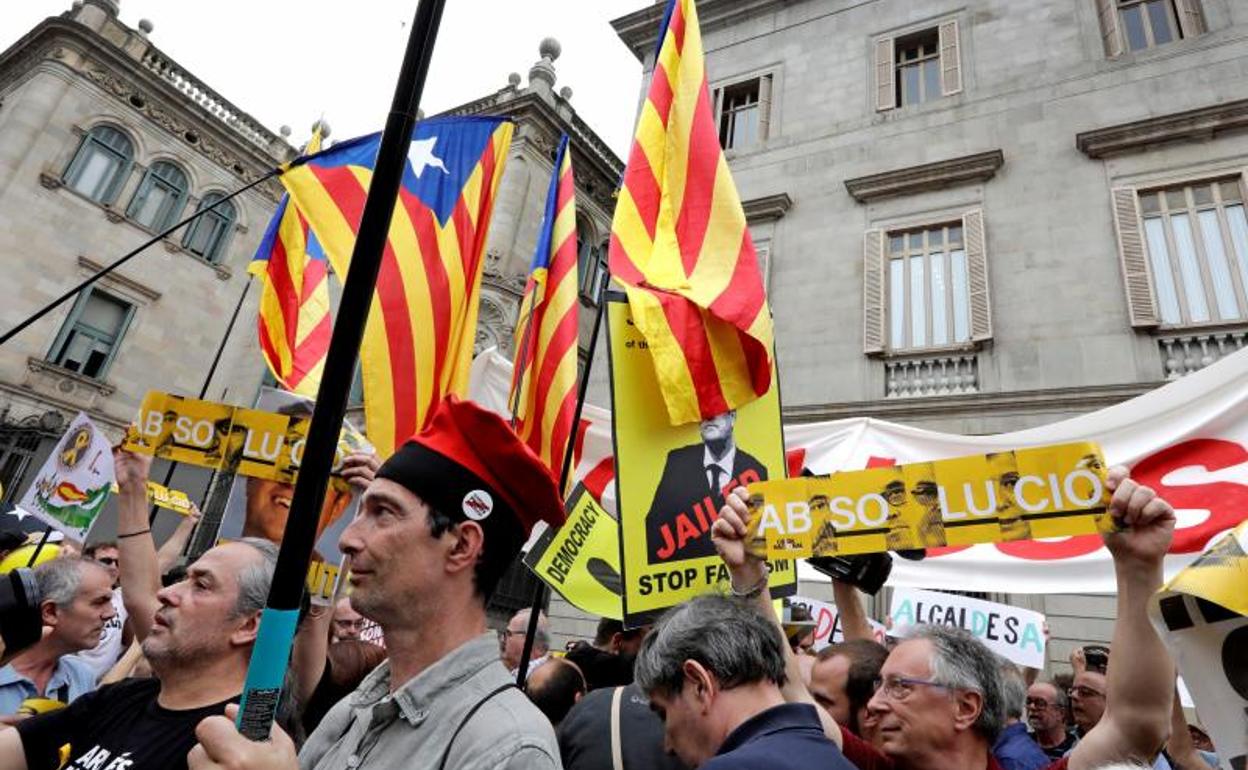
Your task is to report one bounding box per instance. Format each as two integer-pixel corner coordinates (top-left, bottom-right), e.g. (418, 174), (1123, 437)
(750, 442), (1115, 559)
(125, 391), (371, 482)
(524, 485), (623, 619)
(608, 294), (796, 627)
(110, 480), (194, 515)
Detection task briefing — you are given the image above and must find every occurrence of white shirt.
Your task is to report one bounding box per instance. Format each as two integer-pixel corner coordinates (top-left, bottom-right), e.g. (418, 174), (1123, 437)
(68, 588), (127, 682)
(703, 445), (736, 493)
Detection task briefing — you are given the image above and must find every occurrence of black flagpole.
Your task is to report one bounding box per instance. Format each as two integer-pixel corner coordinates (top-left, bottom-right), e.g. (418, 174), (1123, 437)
(233, 0), (448, 741)
(515, 274), (609, 687)
(0, 171), (277, 348)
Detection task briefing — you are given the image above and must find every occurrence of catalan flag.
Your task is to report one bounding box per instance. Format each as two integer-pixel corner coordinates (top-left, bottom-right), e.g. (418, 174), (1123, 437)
(251, 131), (331, 398)
(510, 135), (579, 481)
(608, 0), (774, 425)
(279, 117), (513, 456)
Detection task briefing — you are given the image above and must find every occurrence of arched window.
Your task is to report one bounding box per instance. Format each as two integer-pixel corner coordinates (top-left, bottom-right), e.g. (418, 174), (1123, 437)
(126, 160), (189, 231)
(63, 124), (134, 203)
(183, 192), (235, 263)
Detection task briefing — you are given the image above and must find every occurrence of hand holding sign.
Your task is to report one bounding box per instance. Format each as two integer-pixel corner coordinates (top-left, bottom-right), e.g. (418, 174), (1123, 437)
(712, 486), (768, 593)
(1102, 466), (1176, 568)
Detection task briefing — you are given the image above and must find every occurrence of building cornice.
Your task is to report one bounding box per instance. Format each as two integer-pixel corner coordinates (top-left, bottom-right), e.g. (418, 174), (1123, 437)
(843, 150), (1005, 203)
(1075, 99), (1248, 159)
(77, 256), (161, 301)
(612, 0), (793, 63)
(782, 382), (1158, 424)
(743, 192), (793, 222)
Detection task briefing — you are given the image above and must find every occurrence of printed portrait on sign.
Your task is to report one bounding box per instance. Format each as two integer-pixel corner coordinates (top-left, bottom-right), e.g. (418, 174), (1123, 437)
(987, 451), (1030, 541)
(644, 409), (767, 563)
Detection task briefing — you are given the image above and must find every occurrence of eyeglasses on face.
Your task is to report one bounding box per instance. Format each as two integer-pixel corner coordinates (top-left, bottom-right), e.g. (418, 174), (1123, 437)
(1067, 686), (1105, 699)
(498, 629), (523, 641)
(1025, 698), (1056, 710)
(95, 557), (119, 566)
(872, 675), (951, 701)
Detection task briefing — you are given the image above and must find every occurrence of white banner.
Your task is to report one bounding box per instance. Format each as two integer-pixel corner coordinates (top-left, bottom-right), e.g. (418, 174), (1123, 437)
(470, 347), (1248, 593)
(18, 412), (114, 542)
(788, 595), (887, 651)
(889, 588), (1047, 669)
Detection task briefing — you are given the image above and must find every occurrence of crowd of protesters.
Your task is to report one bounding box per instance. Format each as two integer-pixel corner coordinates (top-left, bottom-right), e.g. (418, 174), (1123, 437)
(0, 395), (1228, 770)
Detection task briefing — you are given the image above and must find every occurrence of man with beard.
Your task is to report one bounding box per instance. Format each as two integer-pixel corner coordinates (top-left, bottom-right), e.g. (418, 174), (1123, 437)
(0, 449), (279, 770)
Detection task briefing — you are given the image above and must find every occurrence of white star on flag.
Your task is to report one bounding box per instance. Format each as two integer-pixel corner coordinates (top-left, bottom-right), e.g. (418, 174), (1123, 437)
(407, 137), (449, 179)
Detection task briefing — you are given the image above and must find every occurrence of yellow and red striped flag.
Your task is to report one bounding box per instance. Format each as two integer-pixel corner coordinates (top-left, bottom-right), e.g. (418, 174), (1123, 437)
(509, 135), (579, 481)
(279, 117), (513, 456)
(250, 130), (331, 397)
(608, 0), (774, 425)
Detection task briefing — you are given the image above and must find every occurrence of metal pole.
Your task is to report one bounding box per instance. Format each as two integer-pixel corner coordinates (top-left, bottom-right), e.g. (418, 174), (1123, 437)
(234, 0), (448, 741)
(516, 275), (609, 686)
(0, 171), (278, 347)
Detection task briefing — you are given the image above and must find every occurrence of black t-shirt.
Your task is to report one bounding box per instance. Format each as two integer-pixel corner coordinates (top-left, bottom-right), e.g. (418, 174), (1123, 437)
(563, 647), (633, 691)
(16, 677), (235, 770)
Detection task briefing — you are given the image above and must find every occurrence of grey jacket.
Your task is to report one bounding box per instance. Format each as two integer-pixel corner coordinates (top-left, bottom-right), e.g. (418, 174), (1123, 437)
(300, 633), (560, 770)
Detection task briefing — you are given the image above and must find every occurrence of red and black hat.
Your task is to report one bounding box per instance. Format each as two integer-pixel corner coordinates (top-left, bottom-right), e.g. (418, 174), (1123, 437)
(376, 396), (566, 538)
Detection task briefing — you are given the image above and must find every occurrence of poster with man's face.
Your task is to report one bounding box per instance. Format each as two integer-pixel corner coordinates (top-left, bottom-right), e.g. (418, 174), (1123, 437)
(217, 388), (359, 604)
(608, 293), (795, 627)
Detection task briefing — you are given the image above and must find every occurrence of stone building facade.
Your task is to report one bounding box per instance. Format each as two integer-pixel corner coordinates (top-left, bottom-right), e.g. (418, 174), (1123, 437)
(595, 0), (1248, 671)
(0, 0), (291, 532)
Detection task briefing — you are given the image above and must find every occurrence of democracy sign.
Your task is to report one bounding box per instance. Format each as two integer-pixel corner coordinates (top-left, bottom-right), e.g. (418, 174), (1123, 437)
(1150, 519), (1248, 768)
(469, 346), (1248, 594)
(124, 390), (371, 482)
(608, 294), (796, 627)
(787, 595), (887, 651)
(524, 484), (623, 620)
(890, 588), (1047, 669)
(18, 412), (113, 541)
(748, 442), (1115, 560)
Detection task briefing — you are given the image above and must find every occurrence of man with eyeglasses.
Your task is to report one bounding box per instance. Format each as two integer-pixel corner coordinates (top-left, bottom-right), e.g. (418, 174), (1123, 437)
(712, 465), (1180, 770)
(330, 597), (367, 643)
(1025, 682), (1076, 759)
(501, 608), (551, 681)
(1066, 653), (1173, 769)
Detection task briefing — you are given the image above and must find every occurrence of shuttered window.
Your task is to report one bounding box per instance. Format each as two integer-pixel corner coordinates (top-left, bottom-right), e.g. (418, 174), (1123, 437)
(1097, 0), (1205, 58)
(875, 20), (961, 112)
(864, 211), (991, 354)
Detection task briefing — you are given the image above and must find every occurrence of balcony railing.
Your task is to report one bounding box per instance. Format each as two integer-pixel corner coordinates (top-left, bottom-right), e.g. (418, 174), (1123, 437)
(1157, 330), (1247, 380)
(140, 50), (277, 151)
(885, 353), (979, 398)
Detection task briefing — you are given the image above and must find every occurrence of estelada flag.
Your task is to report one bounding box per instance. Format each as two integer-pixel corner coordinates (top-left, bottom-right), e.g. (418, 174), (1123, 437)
(608, 0), (774, 426)
(279, 117), (513, 455)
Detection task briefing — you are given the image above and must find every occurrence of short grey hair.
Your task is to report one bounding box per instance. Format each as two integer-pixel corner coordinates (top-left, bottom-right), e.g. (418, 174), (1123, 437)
(513, 609), (551, 653)
(906, 625), (1006, 743)
(34, 557), (104, 608)
(634, 594), (787, 698)
(231, 538), (279, 618)
(998, 660), (1027, 720)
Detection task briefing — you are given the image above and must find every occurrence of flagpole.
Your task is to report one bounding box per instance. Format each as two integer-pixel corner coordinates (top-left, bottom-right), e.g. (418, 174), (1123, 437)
(515, 273), (609, 686)
(0, 170), (279, 348)
(234, 0), (448, 741)
(149, 277), (254, 525)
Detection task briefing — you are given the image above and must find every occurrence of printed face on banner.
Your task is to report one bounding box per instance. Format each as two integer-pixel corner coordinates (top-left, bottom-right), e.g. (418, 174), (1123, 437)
(216, 389), (359, 604)
(608, 295), (795, 627)
(751, 442), (1115, 560)
(524, 484), (624, 620)
(18, 412), (114, 541)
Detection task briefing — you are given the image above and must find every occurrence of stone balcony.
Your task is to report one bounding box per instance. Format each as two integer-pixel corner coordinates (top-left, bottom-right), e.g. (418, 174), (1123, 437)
(1157, 330), (1247, 380)
(885, 353), (979, 399)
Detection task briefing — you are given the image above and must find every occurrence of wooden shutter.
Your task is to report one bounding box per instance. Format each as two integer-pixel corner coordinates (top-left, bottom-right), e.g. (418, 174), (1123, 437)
(1095, 0), (1124, 58)
(1174, 0), (1206, 38)
(963, 210), (993, 341)
(939, 20), (963, 96)
(1110, 187), (1159, 327)
(864, 229), (886, 353)
(757, 75), (773, 142)
(874, 37), (896, 112)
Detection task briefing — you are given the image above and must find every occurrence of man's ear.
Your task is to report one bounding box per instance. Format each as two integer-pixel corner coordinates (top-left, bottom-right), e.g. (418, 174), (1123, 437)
(229, 611), (263, 648)
(39, 600), (58, 629)
(951, 689), (983, 732)
(445, 520), (484, 578)
(682, 660), (717, 713)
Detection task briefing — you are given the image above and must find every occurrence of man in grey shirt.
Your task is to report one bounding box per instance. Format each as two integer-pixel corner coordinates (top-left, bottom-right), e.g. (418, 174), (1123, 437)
(190, 397), (565, 770)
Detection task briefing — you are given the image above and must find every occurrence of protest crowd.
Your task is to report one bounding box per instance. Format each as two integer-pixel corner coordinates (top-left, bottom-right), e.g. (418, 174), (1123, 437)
(0, 0), (1243, 767)
(0, 392), (1229, 770)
